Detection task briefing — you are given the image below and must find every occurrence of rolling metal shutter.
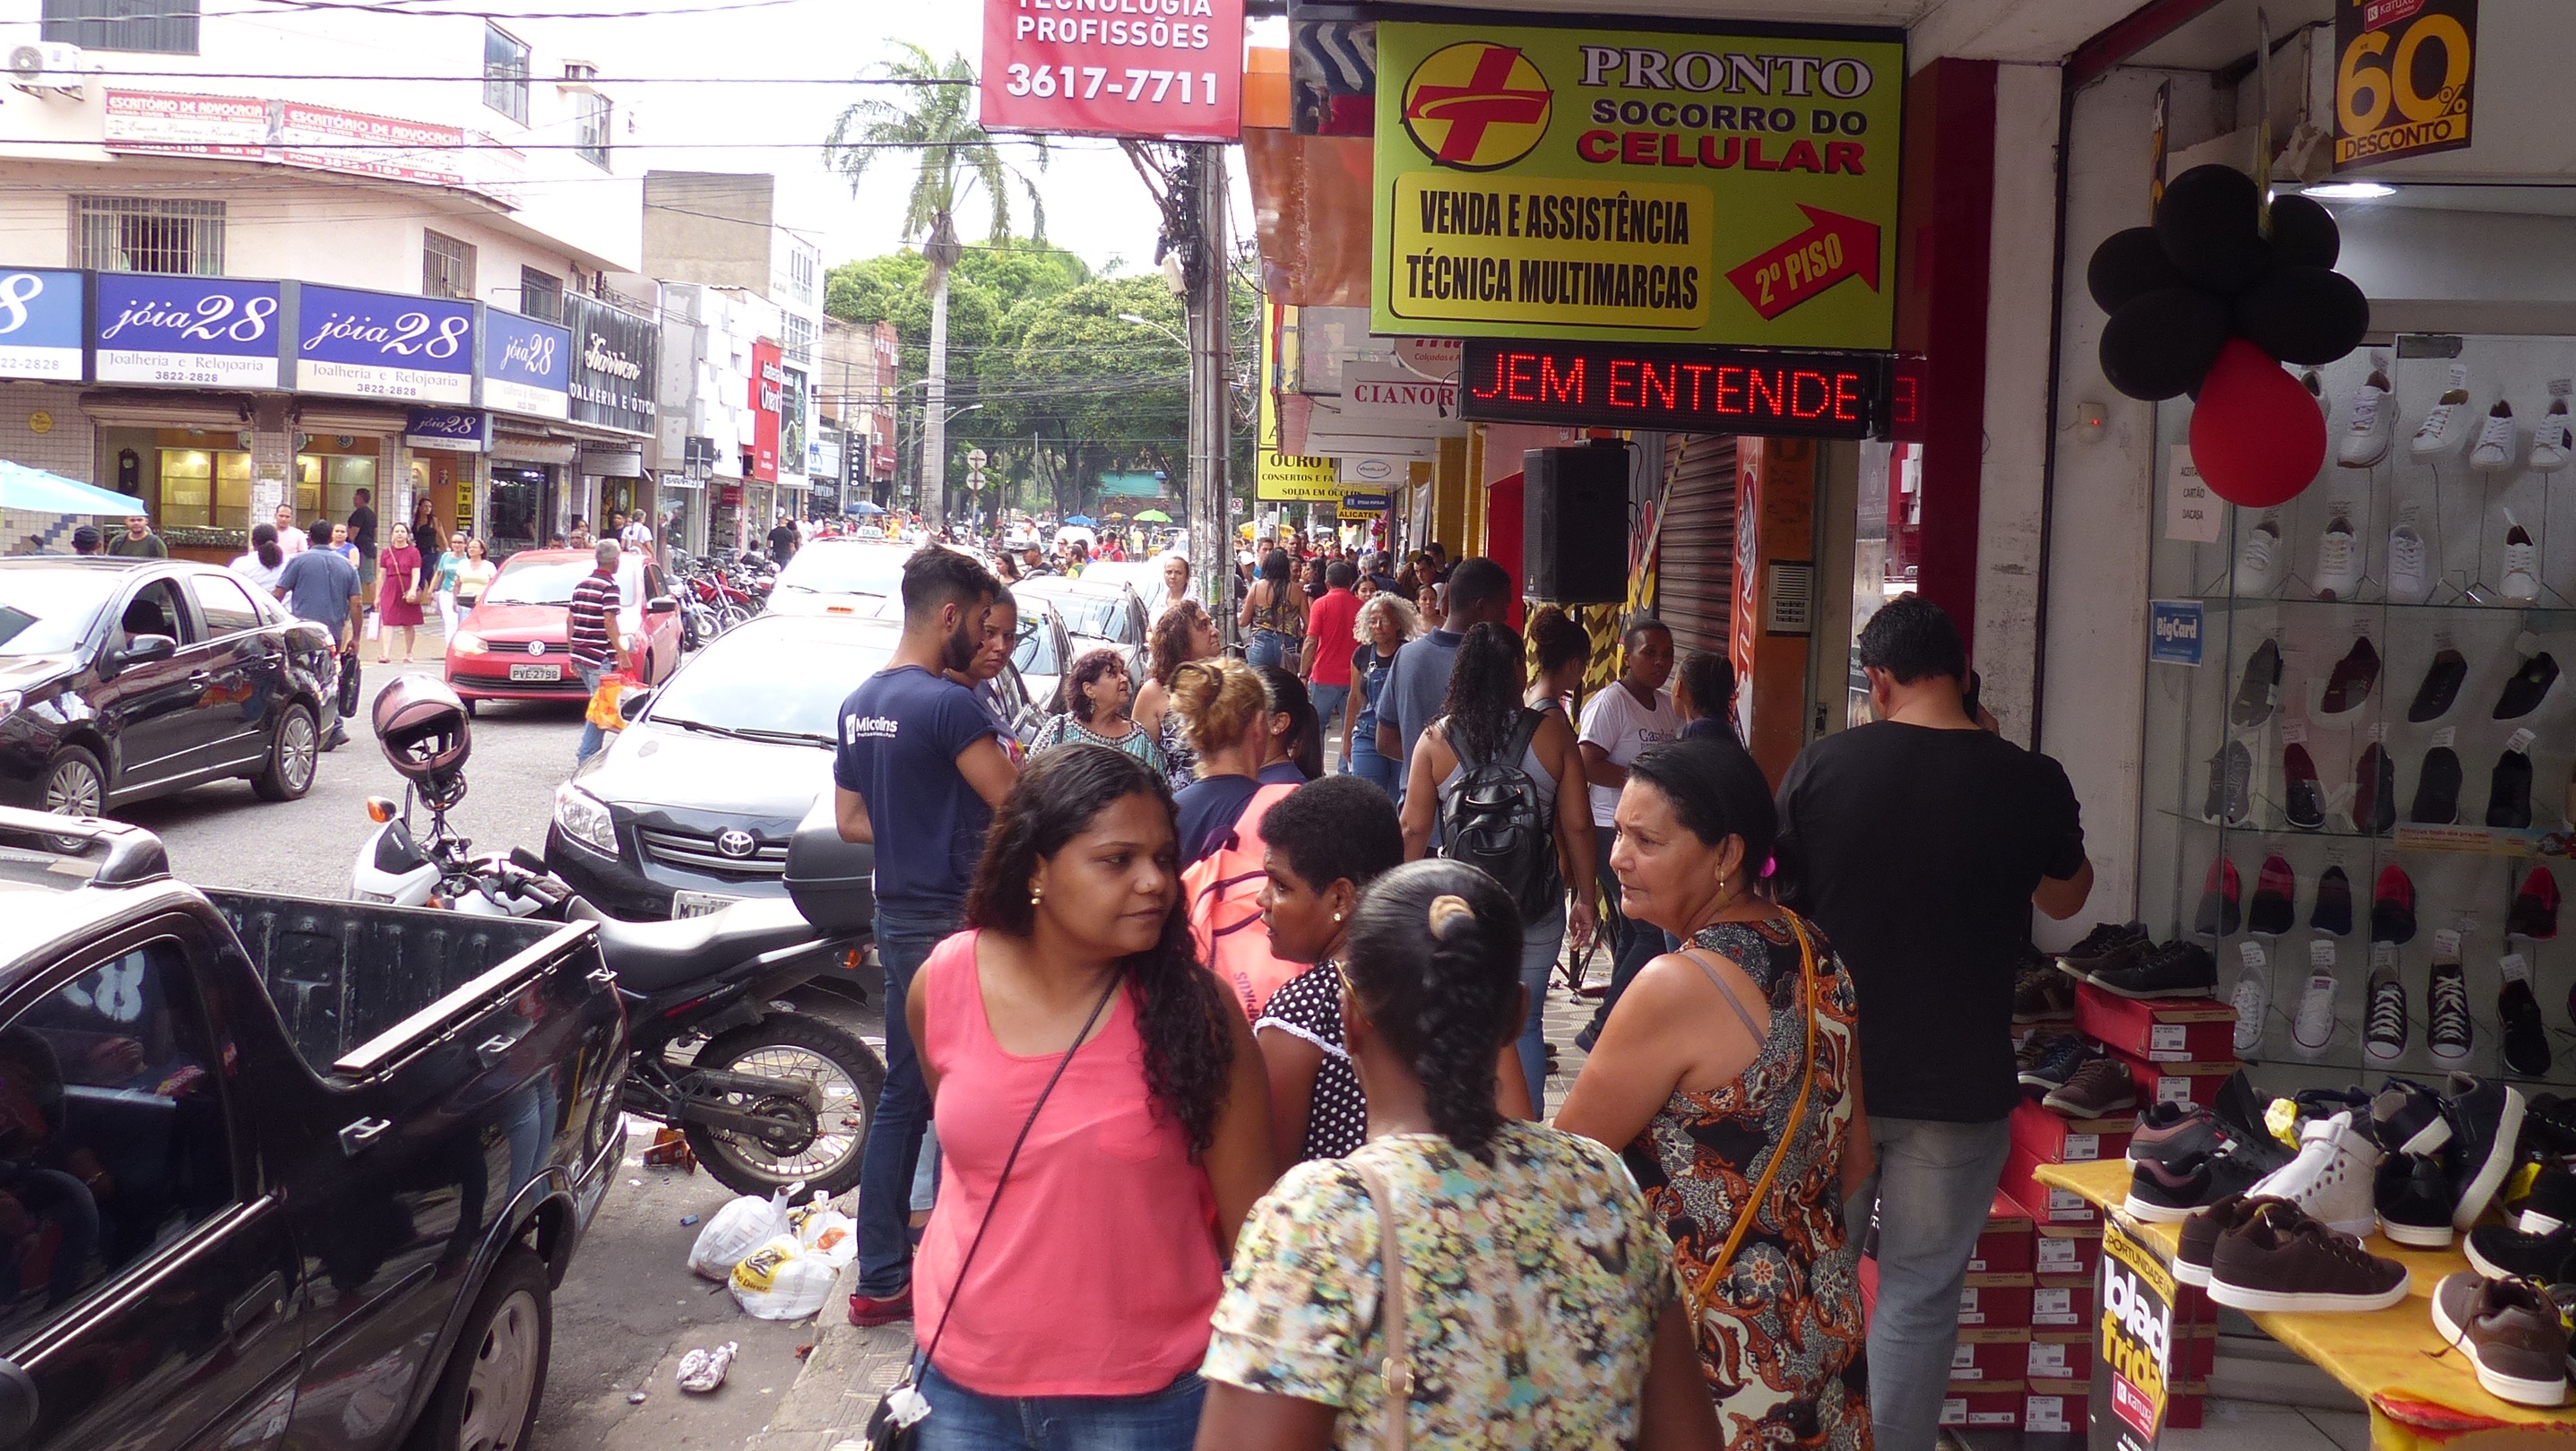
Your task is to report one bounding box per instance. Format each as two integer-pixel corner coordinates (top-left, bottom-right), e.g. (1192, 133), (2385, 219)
(1656, 434), (1736, 656)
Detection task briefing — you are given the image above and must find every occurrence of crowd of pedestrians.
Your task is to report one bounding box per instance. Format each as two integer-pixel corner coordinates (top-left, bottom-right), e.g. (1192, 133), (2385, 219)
(804, 540), (2097, 1451)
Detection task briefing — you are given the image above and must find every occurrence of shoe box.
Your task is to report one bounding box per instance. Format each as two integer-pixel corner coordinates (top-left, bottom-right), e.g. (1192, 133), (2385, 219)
(2002, 1142), (2104, 1226)
(2021, 1381), (2088, 1435)
(1940, 1389), (2023, 1431)
(2035, 1222), (2103, 1280)
(2023, 1328), (2092, 1381)
(1958, 1272), (2035, 1328)
(2101, 1048), (2237, 1110)
(1967, 1190), (2035, 1273)
(2032, 1271), (2092, 1329)
(2011, 1096), (2133, 1163)
(1949, 1327), (2029, 1387)
(2076, 985), (2238, 1063)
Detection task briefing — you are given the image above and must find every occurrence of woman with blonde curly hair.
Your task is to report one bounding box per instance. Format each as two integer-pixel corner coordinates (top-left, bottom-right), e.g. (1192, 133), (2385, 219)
(1135, 599), (1219, 793)
(1168, 656), (1278, 865)
(1340, 592), (1421, 799)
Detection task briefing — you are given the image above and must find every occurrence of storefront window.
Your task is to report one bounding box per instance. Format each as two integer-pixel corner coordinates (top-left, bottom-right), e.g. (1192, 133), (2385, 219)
(156, 448), (254, 530)
(488, 465), (551, 559)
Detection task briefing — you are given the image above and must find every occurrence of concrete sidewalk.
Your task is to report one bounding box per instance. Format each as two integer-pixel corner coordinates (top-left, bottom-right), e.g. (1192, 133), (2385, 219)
(748, 945), (1608, 1450)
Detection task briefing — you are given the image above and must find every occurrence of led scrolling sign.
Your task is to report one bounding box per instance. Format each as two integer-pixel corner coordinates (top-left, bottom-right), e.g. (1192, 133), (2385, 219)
(1459, 337), (1892, 439)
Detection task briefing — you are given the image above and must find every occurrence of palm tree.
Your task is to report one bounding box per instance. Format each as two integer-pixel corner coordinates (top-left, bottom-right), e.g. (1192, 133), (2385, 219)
(825, 44), (1045, 532)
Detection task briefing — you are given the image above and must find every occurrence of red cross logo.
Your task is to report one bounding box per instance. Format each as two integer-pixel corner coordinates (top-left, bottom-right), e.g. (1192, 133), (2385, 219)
(1402, 44), (1552, 171)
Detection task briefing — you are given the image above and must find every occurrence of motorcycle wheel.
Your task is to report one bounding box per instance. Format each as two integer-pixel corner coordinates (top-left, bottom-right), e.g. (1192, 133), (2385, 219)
(682, 1014), (884, 1196)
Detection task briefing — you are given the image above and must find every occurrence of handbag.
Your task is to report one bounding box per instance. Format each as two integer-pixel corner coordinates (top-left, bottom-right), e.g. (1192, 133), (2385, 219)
(1352, 1160), (1413, 1451)
(1680, 912), (1821, 1343)
(860, 972), (1120, 1451)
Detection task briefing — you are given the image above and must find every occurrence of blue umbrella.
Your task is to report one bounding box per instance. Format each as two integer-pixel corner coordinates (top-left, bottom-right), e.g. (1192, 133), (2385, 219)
(844, 499), (886, 515)
(1063, 514), (1096, 527)
(0, 461), (146, 515)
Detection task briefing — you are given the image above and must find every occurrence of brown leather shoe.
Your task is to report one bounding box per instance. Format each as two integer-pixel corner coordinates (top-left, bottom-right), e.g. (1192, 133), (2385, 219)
(2433, 1272), (2570, 1407)
(2173, 1195), (2279, 1287)
(2207, 1200), (2409, 1312)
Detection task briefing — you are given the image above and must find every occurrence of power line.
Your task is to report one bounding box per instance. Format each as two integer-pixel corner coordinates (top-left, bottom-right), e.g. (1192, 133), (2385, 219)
(17, 70), (970, 84)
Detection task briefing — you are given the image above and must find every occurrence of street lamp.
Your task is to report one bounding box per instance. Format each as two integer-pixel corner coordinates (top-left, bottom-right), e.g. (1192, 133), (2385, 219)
(1117, 312), (1188, 348)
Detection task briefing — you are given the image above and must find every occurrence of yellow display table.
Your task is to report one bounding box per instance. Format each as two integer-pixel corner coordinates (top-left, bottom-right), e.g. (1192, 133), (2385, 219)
(2035, 1159), (2576, 1447)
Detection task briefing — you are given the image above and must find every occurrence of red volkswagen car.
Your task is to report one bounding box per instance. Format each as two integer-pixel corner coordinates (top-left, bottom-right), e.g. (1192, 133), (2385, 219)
(444, 548), (684, 712)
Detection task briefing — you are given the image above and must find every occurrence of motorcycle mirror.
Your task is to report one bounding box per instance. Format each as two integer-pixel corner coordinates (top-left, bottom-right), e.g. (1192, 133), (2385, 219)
(365, 797), (401, 824)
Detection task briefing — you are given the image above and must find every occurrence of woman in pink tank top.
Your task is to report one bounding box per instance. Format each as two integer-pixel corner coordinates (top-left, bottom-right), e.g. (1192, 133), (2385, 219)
(904, 745), (1273, 1450)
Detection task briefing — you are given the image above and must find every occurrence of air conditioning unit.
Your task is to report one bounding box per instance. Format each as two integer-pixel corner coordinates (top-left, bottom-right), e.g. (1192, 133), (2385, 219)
(557, 60), (599, 93)
(8, 41), (84, 98)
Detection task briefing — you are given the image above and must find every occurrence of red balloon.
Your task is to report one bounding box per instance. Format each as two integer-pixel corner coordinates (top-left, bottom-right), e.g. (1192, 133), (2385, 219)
(2190, 339), (2326, 507)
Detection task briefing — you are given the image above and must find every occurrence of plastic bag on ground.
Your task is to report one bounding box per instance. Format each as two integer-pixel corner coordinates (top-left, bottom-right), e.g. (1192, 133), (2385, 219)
(687, 1180), (800, 1281)
(729, 1233), (836, 1320)
(676, 1342), (739, 1393)
(790, 1189), (858, 1270)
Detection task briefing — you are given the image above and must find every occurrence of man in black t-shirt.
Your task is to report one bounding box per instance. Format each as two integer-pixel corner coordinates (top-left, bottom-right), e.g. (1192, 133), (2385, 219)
(1775, 596), (2091, 1451)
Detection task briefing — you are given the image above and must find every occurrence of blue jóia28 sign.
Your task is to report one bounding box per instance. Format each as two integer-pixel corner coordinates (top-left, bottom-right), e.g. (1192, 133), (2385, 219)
(0, 270), (85, 381)
(482, 308), (571, 419)
(295, 284), (473, 404)
(94, 274), (284, 388)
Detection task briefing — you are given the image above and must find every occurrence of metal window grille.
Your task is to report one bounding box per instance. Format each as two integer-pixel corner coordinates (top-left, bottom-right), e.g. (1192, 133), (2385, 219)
(783, 314), (814, 367)
(422, 230), (477, 300)
(73, 195), (223, 274)
(786, 246), (817, 306)
(41, 0), (197, 54)
(482, 24), (529, 124)
(519, 265), (563, 322)
(575, 92), (611, 168)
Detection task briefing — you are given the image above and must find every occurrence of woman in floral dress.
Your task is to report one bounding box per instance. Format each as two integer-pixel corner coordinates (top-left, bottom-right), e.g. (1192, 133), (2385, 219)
(1559, 737), (1872, 1451)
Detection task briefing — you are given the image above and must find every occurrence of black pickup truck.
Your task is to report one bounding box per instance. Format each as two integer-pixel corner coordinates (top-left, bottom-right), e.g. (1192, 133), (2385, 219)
(0, 805), (627, 1451)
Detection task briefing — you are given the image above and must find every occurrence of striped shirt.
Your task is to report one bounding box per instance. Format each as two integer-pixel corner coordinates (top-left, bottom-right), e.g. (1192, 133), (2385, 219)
(567, 569), (621, 670)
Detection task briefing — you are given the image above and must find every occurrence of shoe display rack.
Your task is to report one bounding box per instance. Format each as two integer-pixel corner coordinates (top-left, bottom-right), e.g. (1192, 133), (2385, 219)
(2144, 335), (2576, 1093)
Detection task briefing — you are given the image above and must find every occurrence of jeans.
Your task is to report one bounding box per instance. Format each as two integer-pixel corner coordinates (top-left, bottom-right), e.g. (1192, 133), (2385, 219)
(1516, 903), (1566, 1115)
(1245, 627), (1285, 669)
(1846, 1114), (2013, 1451)
(1584, 828), (1661, 1037)
(911, 1123), (941, 1213)
(857, 906), (961, 1298)
(1342, 730), (1401, 798)
(574, 663), (607, 765)
(1309, 683), (1350, 766)
(920, 1364), (1205, 1451)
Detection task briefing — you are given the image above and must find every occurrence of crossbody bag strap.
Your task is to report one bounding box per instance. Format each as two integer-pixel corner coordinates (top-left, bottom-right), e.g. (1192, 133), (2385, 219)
(903, 972), (1121, 1383)
(1350, 1160), (1411, 1451)
(1684, 914), (1820, 1333)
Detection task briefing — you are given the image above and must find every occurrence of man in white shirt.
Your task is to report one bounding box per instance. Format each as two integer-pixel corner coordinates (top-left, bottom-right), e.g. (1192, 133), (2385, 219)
(620, 514), (653, 554)
(1575, 615), (1680, 1049)
(273, 504), (308, 556)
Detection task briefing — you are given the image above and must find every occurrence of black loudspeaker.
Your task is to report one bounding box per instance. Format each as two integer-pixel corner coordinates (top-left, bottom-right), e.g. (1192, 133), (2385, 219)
(1524, 442), (1629, 604)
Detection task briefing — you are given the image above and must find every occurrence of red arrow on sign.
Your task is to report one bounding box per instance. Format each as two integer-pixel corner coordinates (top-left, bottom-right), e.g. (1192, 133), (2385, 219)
(1725, 206), (1882, 321)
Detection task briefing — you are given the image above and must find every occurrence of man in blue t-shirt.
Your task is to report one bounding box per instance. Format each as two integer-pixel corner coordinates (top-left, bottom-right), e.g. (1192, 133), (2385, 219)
(273, 543), (362, 749)
(832, 545), (1016, 1326)
(1375, 557), (1512, 806)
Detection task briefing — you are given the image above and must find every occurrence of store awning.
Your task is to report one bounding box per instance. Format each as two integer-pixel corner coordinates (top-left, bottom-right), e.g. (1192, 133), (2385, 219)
(0, 462), (147, 515)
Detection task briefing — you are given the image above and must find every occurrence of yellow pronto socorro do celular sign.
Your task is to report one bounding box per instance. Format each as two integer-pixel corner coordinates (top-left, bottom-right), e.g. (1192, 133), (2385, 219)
(1372, 21), (1904, 350)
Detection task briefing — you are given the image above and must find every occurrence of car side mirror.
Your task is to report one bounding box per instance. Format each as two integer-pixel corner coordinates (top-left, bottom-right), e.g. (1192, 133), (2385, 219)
(647, 595), (678, 613)
(0, 1356), (39, 1447)
(618, 687), (654, 722)
(108, 634), (177, 673)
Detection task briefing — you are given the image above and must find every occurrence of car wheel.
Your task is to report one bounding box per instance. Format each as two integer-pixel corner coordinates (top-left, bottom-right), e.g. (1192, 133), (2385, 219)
(406, 1245), (549, 1451)
(251, 702), (319, 801)
(40, 747), (105, 818)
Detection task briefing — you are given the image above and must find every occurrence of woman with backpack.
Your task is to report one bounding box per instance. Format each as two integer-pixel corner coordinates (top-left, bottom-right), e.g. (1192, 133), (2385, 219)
(1397, 624), (1598, 1112)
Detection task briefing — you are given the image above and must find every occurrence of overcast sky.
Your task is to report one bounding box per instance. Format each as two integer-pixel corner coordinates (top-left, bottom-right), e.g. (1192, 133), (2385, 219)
(578, 0), (1279, 274)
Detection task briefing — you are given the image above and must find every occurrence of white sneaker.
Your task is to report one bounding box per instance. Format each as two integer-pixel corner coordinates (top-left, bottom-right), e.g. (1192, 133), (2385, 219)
(2340, 368), (2395, 467)
(2415, 385), (2472, 456)
(2294, 960), (2338, 1056)
(2315, 517), (2362, 601)
(2235, 518), (2284, 595)
(2388, 524), (2431, 603)
(2471, 401), (2518, 471)
(2249, 1110), (2384, 1238)
(2534, 394), (2572, 473)
(2232, 943), (2269, 1056)
(2503, 514), (2540, 603)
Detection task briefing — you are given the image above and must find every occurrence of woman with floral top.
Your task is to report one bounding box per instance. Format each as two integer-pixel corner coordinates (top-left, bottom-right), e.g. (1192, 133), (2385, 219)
(1031, 646), (1165, 774)
(1198, 859), (1721, 1451)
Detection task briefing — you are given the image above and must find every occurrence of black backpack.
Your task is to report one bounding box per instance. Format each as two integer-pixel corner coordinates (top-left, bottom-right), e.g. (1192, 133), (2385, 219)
(1439, 707), (1564, 922)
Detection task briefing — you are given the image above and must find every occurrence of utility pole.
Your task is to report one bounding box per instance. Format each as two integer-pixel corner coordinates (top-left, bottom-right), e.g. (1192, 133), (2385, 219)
(1183, 143), (1230, 625)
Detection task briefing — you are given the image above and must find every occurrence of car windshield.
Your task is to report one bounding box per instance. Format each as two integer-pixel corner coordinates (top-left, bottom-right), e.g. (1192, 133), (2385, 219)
(1033, 590), (1133, 641)
(485, 557), (639, 607)
(647, 620), (894, 740)
(774, 543), (910, 598)
(0, 569), (121, 656)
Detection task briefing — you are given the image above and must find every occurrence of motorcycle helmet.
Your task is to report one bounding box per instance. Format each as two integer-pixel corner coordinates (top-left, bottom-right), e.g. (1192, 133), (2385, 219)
(374, 676), (471, 794)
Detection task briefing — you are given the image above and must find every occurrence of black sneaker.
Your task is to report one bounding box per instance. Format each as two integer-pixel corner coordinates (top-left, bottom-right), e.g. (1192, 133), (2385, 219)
(2492, 746), (2536, 829)
(2369, 1079), (2459, 1247)
(2429, 952), (2473, 1067)
(2519, 1162), (2576, 1236)
(2232, 637), (2284, 728)
(2502, 957), (2553, 1077)
(2285, 744), (2327, 831)
(2205, 740), (2253, 825)
(2496, 652), (2561, 721)
(2529, 1094), (2576, 1156)
(2468, 1222), (2576, 1283)
(2128, 1143), (2283, 1224)
(2444, 1071), (2530, 1230)
(2059, 920), (2151, 980)
(2312, 866), (2355, 935)
(2093, 939), (2219, 999)
(2019, 1034), (2094, 1093)
(2409, 648), (2469, 722)
(2354, 742), (2398, 835)
(2248, 856), (2297, 936)
(2413, 746), (2464, 825)
(2364, 949), (2407, 1065)
(2319, 636), (2381, 718)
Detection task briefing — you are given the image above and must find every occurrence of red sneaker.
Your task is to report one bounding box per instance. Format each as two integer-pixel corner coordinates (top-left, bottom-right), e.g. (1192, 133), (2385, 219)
(849, 1287), (912, 1327)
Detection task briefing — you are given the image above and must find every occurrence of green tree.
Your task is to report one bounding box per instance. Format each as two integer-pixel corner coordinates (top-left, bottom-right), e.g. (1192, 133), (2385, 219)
(823, 42), (1045, 530)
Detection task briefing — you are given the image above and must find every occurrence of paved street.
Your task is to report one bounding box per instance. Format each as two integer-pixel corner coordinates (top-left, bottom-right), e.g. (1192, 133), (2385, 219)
(118, 658), (871, 1451)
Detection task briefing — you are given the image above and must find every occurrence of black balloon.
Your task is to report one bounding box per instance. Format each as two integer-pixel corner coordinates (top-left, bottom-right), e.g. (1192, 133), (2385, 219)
(2088, 226), (2183, 313)
(2101, 286), (2231, 401)
(2232, 267), (2371, 365)
(2267, 194), (2340, 269)
(2157, 164), (2270, 292)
